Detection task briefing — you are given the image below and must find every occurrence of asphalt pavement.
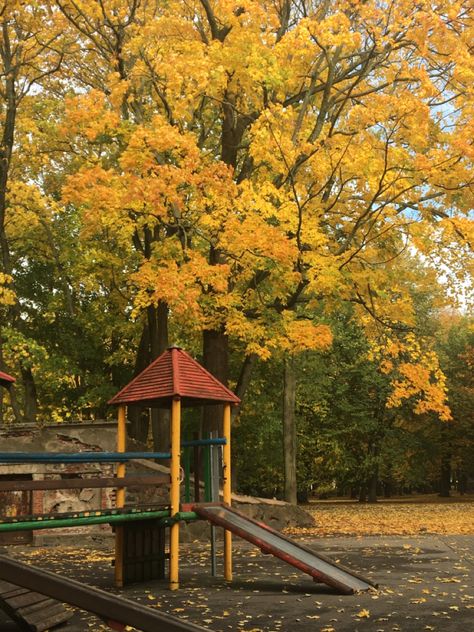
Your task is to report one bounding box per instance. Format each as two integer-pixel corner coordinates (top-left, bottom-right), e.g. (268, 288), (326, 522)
(1, 534), (473, 631)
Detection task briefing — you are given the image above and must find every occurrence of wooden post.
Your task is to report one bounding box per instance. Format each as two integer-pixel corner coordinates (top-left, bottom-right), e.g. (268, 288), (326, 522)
(169, 397), (181, 590)
(115, 404), (126, 587)
(222, 403), (232, 582)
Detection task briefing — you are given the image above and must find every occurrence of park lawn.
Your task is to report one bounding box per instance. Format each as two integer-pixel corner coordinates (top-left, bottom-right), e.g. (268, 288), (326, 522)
(289, 495), (474, 537)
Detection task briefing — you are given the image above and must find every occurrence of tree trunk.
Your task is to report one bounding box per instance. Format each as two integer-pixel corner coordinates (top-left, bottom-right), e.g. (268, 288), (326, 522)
(21, 366), (37, 424)
(367, 442), (379, 503)
(439, 424), (451, 498)
(126, 301), (170, 445)
(233, 352), (257, 416)
(457, 471), (467, 495)
(0, 26), (22, 426)
(0, 26), (16, 277)
(127, 323), (151, 443)
(358, 485), (367, 503)
(439, 456), (451, 497)
(202, 327), (229, 436)
(151, 301), (169, 452)
(3, 383), (21, 424)
(367, 470), (378, 503)
(283, 356), (297, 505)
(0, 66), (16, 274)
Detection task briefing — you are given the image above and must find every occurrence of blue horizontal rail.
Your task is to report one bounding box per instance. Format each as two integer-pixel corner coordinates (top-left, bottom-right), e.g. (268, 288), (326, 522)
(0, 452), (171, 464)
(0, 440), (226, 464)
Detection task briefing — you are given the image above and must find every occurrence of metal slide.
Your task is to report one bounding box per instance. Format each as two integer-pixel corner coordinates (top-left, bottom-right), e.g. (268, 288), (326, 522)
(0, 555), (208, 632)
(193, 504), (376, 594)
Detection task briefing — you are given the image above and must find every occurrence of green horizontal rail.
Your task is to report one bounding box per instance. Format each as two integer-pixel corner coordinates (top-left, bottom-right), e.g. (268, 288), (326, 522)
(0, 506), (165, 525)
(181, 438), (226, 448)
(0, 510), (198, 532)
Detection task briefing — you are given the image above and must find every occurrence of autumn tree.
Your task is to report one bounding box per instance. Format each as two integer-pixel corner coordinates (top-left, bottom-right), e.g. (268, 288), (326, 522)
(46, 1), (472, 501)
(0, 1), (68, 423)
(0, 2), (133, 425)
(55, 1), (331, 438)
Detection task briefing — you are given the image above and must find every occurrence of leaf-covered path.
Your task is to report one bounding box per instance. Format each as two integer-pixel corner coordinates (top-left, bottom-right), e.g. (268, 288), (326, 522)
(5, 530), (473, 631)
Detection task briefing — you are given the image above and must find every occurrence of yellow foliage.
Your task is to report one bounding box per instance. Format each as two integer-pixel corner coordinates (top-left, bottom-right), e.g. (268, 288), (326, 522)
(34, 0), (473, 381)
(283, 320), (333, 354)
(370, 334), (452, 421)
(0, 273), (16, 306)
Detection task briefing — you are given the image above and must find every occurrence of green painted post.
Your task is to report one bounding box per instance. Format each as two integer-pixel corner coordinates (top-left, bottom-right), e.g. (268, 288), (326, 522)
(183, 446), (191, 503)
(203, 443), (211, 502)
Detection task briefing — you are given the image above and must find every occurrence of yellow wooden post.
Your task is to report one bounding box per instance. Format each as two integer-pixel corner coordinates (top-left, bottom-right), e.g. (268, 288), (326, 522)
(223, 403), (232, 582)
(116, 404), (127, 507)
(115, 404), (126, 587)
(169, 397), (181, 590)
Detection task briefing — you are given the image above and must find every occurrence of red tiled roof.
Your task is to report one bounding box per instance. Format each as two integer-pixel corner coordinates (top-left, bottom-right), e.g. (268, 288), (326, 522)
(108, 347), (240, 407)
(0, 371), (15, 387)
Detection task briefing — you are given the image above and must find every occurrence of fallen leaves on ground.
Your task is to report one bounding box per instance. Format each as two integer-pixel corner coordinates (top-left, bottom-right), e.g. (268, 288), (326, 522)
(286, 500), (474, 537)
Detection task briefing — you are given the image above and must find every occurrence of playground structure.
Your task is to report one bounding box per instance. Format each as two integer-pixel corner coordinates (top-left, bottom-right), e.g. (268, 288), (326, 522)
(0, 440), (227, 584)
(0, 349), (238, 591)
(107, 346), (239, 590)
(0, 348), (376, 605)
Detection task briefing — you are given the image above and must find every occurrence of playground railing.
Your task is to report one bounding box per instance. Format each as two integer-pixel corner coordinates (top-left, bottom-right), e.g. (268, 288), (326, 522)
(0, 439), (226, 531)
(0, 451), (171, 530)
(181, 433), (224, 576)
(180, 436), (225, 504)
